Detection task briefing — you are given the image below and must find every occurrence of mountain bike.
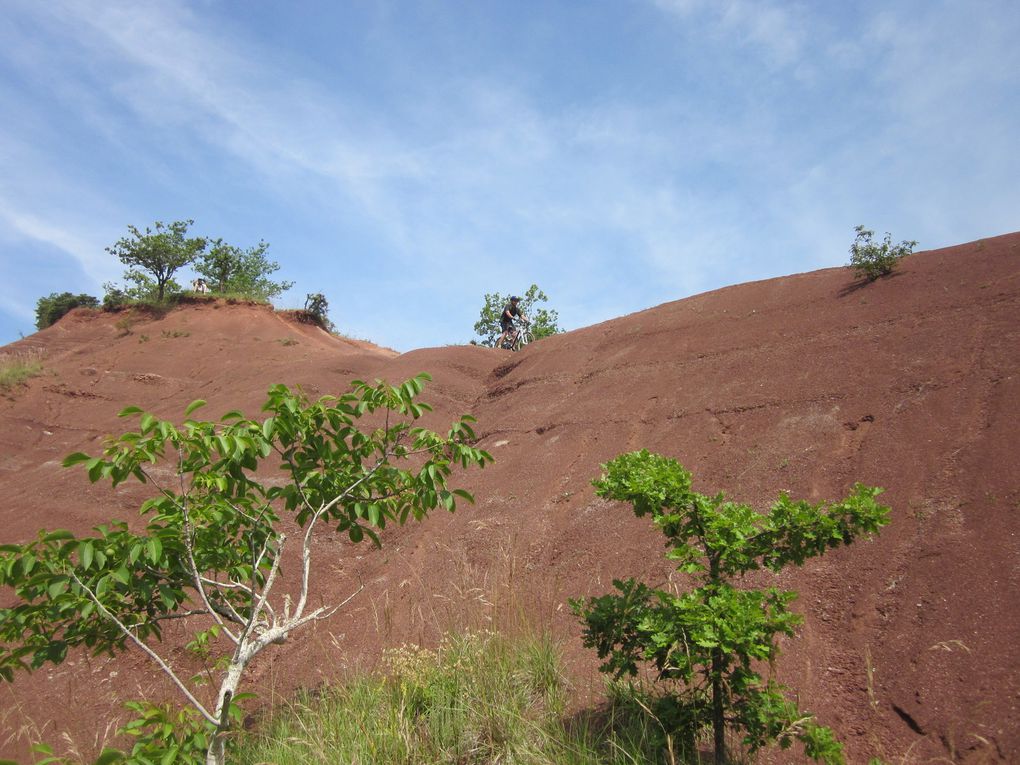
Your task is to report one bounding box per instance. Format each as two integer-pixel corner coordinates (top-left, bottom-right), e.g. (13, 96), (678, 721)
(499, 319), (532, 351)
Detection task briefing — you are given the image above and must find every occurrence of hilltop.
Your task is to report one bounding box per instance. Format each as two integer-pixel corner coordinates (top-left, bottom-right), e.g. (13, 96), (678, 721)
(2, 232), (1018, 763)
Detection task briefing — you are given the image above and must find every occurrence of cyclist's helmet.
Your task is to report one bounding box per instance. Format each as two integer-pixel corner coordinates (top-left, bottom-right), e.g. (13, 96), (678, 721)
(510, 296), (520, 302)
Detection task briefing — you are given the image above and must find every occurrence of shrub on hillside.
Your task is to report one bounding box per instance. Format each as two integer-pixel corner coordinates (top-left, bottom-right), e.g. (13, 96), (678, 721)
(35, 292), (99, 329)
(848, 225), (917, 281)
(195, 239), (293, 300)
(474, 284), (561, 347)
(304, 292), (335, 332)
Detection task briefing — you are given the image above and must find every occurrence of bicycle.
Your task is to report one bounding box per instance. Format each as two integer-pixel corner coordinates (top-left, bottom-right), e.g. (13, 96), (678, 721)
(499, 319), (532, 351)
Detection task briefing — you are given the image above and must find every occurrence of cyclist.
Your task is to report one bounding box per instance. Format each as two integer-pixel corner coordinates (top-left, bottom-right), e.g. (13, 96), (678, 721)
(496, 296), (528, 349)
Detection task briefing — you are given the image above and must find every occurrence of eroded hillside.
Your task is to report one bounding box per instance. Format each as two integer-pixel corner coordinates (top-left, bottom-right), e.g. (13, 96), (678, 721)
(2, 233), (1018, 763)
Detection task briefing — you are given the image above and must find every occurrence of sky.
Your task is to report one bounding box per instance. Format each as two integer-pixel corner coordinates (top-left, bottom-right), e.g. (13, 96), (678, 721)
(1, 0), (1018, 351)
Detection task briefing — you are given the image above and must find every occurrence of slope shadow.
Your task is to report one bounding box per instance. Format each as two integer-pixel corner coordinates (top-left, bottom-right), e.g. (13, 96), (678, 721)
(837, 270), (905, 297)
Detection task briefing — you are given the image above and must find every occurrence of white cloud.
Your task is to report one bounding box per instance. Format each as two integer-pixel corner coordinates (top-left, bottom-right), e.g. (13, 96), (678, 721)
(653, 0), (809, 67)
(1, 0), (1017, 350)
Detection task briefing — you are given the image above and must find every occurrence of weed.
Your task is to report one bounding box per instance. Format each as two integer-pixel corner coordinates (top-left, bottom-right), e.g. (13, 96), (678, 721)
(138, 334), (149, 343)
(864, 646), (879, 711)
(0, 349), (45, 390)
(278, 337), (299, 347)
(237, 629), (668, 765)
(928, 640), (970, 654)
(161, 329), (191, 339)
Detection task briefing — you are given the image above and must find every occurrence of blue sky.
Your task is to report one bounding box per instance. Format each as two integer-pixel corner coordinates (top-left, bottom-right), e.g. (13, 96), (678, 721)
(1, 0), (1017, 351)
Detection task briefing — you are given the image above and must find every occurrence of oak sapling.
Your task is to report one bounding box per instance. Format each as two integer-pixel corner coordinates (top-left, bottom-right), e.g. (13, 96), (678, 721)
(572, 450), (890, 765)
(0, 373), (491, 765)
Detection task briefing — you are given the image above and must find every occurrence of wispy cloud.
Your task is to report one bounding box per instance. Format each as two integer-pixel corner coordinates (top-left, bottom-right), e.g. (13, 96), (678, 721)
(653, 0), (810, 67)
(0, 0), (1017, 349)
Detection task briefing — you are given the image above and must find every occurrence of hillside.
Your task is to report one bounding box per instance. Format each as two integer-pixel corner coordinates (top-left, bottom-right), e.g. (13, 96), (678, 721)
(2, 233), (1018, 763)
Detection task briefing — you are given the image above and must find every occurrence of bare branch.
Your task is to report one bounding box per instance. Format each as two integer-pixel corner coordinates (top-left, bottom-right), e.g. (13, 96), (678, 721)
(294, 457), (388, 620)
(243, 534), (285, 641)
(300, 581), (364, 625)
(69, 572), (217, 726)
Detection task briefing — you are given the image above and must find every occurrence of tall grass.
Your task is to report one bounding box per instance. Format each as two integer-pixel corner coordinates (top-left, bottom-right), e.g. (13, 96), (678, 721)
(237, 629), (672, 765)
(0, 349), (45, 390)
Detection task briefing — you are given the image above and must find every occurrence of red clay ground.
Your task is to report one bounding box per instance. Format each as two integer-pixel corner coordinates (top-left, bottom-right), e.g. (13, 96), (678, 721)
(1, 232), (1018, 763)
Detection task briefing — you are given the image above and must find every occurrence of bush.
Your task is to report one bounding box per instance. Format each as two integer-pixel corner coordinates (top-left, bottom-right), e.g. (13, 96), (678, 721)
(304, 293), (335, 331)
(196, 239), (293, 300)
(848, 225), (917, 281)
(35, 292), (99, 329)
(474, 284), (561, 347)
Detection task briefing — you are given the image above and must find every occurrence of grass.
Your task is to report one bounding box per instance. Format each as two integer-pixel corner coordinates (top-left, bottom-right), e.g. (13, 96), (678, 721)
(0, 349), (45, 390)
(236, 629), (672, 765)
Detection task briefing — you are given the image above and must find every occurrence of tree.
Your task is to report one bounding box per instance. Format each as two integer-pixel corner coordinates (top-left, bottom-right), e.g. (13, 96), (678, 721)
(848, 225), (917, 281)
(106, 220), (207, 302)
(572, 451), (890, 765)
(35, 292), (99, 330)
(194, 239), (293, 300)
(473, 284), (561, 347)
(0, 374), (491, 765)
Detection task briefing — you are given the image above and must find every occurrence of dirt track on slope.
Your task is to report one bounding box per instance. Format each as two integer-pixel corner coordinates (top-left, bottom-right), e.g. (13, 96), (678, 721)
(2, 233), (1018, 763)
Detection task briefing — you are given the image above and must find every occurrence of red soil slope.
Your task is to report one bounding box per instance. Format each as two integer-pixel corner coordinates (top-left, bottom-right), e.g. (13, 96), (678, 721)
(1, 233), (1018, 763)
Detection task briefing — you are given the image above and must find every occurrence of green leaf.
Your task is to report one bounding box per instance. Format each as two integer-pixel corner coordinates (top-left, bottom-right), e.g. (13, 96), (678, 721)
(216, 435), (232, 456)
(42, 529), (75, 542)
(19, 553), (36, 575)
(367, 504), (381, 526)
(184, 399), (207, 416)
(117, 405), (143, 417)
(62, 452), (92, 467)
(86, 458), (105, 482)
(80, 541), (94, 570)
(92, 749), (127, 765)
(146, 537), (163, 563)
(47, 577), (68, 598)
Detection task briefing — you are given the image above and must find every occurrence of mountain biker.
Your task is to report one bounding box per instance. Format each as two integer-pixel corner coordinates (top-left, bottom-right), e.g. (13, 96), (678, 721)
(496, 296), (528, 349)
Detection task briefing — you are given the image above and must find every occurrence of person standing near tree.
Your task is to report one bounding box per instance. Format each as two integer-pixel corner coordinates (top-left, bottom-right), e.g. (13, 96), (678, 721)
(496, 296), (527, 349)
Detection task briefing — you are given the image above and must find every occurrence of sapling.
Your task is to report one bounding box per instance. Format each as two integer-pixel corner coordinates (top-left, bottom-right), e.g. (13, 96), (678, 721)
(0, 373), (490, 765)
(573, 450), (890, 765)
(848, 225), (917, 280)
